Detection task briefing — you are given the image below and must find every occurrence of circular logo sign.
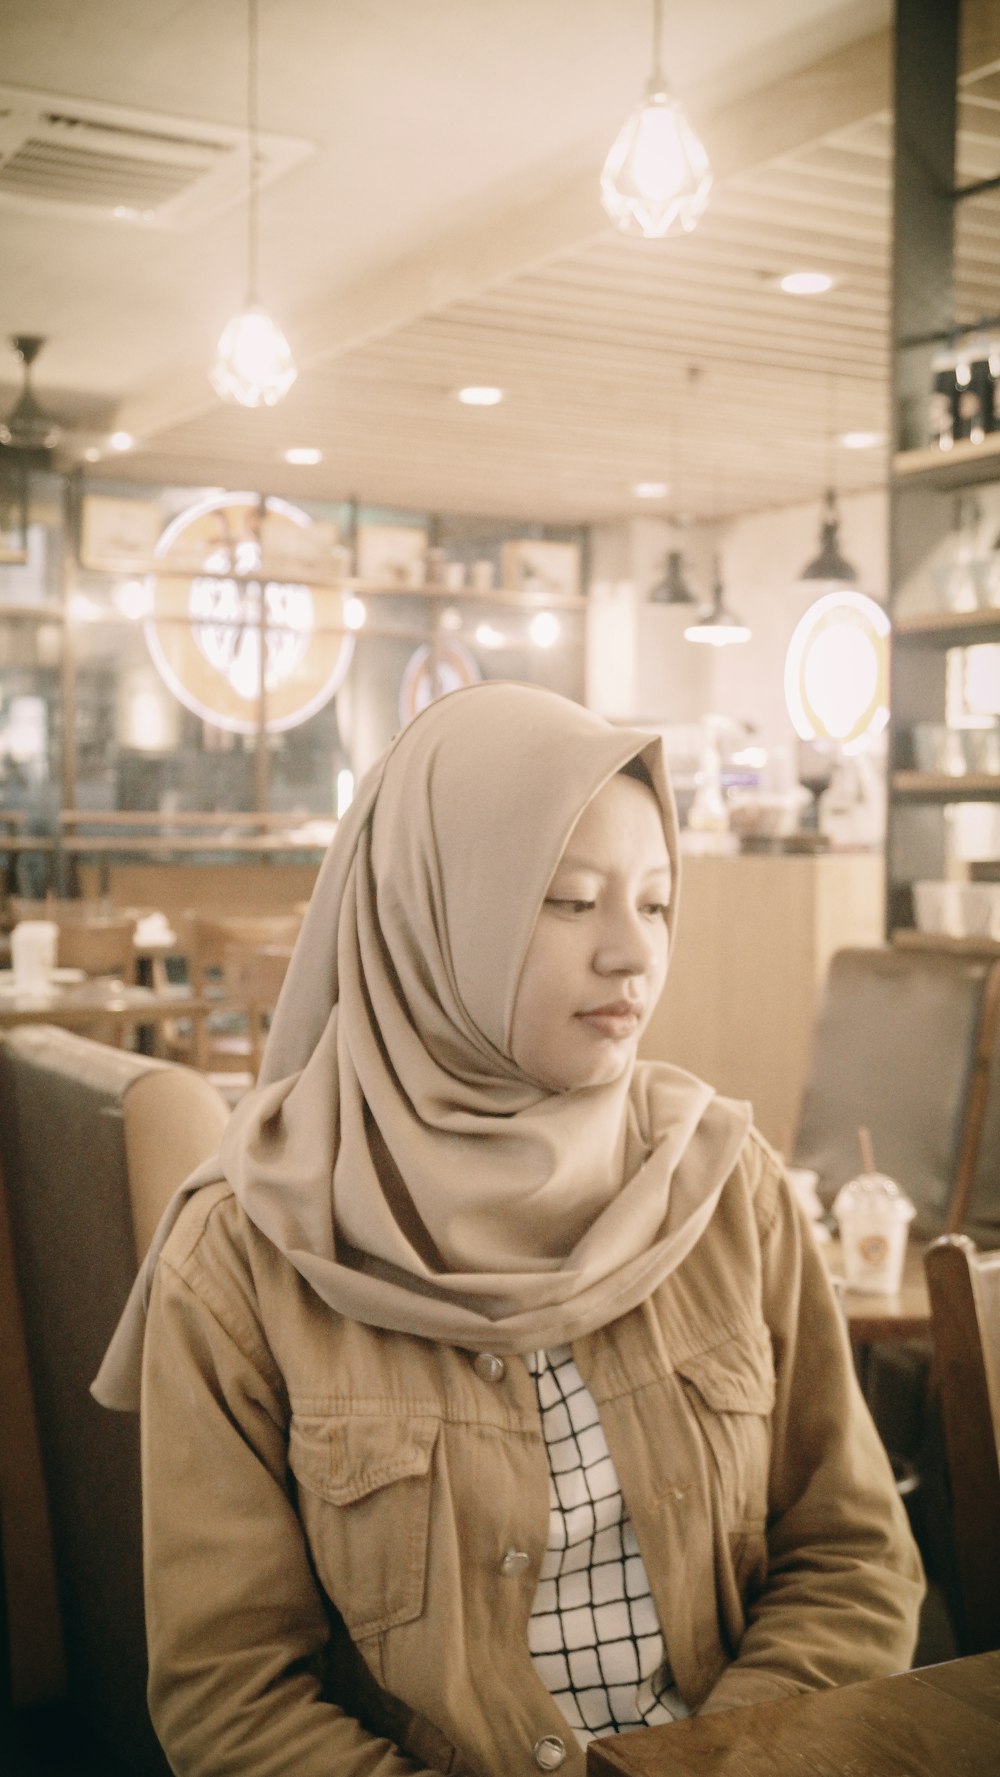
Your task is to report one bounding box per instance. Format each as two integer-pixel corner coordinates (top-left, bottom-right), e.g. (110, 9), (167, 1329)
(784, 591), (890, 748)
(145, 491), (354, 733)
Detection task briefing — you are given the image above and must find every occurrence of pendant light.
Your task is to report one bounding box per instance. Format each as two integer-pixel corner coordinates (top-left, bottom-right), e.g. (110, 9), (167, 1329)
(601, 0), (712, 239)
(684, 556), (750, 646)
(210, 0), (296, 407)
(799, 487), (858, 588)
(799, 377), (858, 588)
(649, 548), (698, 604)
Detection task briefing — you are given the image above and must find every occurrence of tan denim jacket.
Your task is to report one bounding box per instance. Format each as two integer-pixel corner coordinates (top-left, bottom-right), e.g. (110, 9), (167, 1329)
(141, 1131), (923, 1777)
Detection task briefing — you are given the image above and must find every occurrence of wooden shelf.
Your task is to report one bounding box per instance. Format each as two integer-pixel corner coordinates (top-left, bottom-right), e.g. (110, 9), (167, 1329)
(892, 770), (1000, 801)
(0, 602), (66, 623)
(894, 432), (1000, 489)
(893, 607), (1000, 647)
(74, 565), (588, 612)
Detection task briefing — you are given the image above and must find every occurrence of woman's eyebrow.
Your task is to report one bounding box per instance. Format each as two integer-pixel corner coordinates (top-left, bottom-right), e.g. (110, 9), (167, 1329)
(552, 854), (671, 878)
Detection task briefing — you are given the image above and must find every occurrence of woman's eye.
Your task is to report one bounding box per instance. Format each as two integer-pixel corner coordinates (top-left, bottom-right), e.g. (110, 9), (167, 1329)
(545, 898), (595, 914)
(642, 902), (670, 918)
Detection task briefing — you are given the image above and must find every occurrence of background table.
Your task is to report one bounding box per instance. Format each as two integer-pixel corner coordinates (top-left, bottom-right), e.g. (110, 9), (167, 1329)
(0, 975), (207, 1050)
(824, 1238), (931, 1343)
(587, 1652), (1000, 1777)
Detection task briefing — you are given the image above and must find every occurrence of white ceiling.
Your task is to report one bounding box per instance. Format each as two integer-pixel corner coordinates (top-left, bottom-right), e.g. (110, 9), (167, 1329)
(2, 0), (998, 524)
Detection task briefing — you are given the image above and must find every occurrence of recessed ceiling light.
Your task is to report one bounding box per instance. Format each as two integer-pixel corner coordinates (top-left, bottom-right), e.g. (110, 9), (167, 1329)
(779, 271), (835, 295)
(284, 447), (323, 465)
(109, 431), (134, 451)
(83, 446), (102, 462)
(457, 386), (504, 406)
(632, 481), (669, 499)
(840, 431), (885, 451)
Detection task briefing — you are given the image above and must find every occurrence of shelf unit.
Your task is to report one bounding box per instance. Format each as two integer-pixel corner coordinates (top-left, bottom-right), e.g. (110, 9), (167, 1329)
(886, 0), (1000, 946)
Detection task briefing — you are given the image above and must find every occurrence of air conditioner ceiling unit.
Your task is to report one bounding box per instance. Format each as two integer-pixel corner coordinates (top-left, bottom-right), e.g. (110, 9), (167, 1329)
(0, 84), (313, 229)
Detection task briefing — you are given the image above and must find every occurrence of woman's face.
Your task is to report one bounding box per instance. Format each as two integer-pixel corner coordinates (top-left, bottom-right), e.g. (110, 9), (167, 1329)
(510, 771), (671, 1091)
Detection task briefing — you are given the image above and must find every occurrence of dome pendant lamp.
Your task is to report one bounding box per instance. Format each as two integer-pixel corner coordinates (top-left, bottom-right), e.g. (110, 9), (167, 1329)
(210, 0), (296, 407)
(799, 378), (859, 590)
(601, 0), (712, 239)
(684, 557), (750, 646)
(799, 487), (859, 589)
(649, 548), (698, 604)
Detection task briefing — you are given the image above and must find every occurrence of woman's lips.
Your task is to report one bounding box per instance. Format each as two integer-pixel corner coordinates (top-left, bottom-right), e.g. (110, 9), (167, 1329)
(576, 1002), (643, 1038)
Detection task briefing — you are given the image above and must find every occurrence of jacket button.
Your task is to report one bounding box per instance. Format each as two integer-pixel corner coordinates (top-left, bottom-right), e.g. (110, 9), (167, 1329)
(473, 1352), (506, 1384)
(533, 1736), (567, 1770)
(500, 1547), (530, 1575)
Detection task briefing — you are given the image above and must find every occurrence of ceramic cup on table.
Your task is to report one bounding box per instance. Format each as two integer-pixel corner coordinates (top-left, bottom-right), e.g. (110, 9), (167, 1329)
(832, 1172), (916, 1296)
(10, 919), (59, 993)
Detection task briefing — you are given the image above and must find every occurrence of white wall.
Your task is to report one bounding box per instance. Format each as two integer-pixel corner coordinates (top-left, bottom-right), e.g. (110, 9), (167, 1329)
(588, 487), (888, 750)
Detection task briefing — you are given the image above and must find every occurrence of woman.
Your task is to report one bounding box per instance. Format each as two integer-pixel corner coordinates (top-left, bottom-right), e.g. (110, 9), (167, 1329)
(95, 681), (922, 1777)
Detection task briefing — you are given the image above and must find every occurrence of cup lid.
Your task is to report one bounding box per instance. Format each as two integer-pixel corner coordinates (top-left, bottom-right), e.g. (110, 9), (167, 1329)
(832, 1172), (916, 1222)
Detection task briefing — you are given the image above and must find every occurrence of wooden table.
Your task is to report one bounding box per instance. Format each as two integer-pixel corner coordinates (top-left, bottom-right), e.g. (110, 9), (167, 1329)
(587, 1651), (1000, 1777)
(824, 1238), (932, 1343)
(0, 973), (208, 1050)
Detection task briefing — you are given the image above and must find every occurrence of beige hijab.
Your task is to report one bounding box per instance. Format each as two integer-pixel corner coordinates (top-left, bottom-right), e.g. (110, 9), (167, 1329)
(95, 682), (749, 1409)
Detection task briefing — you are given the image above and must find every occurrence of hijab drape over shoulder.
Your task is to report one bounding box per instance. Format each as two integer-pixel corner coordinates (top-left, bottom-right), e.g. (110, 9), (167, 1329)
(95, 683), (750, 1409)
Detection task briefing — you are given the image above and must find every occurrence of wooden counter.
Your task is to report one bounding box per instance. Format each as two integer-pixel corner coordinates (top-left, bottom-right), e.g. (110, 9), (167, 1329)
(640, 851), (884, 1149)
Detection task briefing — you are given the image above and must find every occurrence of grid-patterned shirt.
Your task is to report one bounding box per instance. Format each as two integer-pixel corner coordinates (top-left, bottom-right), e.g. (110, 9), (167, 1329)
(526, 1345), (688, 1747)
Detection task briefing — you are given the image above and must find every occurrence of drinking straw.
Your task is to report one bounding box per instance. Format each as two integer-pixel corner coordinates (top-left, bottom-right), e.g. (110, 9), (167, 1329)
(858, 1125), (876, 1174)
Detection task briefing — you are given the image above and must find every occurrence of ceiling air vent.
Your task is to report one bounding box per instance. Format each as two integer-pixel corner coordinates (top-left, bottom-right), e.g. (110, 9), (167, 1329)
(0, 84), (312, 229)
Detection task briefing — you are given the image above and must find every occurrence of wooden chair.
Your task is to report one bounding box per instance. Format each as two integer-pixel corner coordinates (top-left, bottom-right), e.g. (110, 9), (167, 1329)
(54, 916), (137, 982)
(166, 911), (300, 1081)
(924, 1235), (1000, 1655)
(219, 940), (294, 1076)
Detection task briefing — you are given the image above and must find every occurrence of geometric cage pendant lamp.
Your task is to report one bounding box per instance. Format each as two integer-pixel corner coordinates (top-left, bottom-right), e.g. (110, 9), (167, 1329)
(210, 0), (296, 407)
(601, 0), (712, 240)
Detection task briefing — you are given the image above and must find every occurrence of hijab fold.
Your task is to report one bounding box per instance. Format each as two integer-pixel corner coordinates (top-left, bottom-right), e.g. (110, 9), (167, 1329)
(94, 683), (750, 1410)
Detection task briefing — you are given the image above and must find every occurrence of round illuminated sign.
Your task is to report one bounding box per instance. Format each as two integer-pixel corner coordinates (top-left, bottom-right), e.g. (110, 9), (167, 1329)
(144, 491), (354, 733)
(399, 641), (480, 726)
(784, 590), (890, 746)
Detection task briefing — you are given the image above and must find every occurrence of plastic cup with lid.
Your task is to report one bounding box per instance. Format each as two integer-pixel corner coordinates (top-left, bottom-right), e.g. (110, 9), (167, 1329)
(832, 1172), (916, 1295)
(10, 919), (59, 994)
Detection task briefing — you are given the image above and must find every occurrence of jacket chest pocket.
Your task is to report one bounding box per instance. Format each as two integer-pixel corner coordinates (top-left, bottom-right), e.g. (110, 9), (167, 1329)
(289, 1413), (438, 1640)
(673, 1323), (775, 1532)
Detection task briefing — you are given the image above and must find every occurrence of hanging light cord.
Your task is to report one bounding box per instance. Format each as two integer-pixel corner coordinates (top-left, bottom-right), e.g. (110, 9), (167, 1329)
(649, 0), (664, 89)
(246, 0), (259, 307)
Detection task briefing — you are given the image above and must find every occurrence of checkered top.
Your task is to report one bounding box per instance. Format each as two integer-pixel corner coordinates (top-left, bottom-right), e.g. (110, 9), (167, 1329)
(526, 1345), (688, 1747)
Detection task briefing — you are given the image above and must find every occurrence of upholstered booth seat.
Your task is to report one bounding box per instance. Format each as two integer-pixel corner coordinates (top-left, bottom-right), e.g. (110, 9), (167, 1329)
(791, 946), (1000, 1243)
(0, 1026), (230, 1773)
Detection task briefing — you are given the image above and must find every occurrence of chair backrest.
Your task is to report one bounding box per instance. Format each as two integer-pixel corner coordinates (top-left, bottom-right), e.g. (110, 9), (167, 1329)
(221, 940), (294, 1075)
(924, 1235), (1000, 1655)
(181, 910), (301, 995)
(55, 915), (137, 982)
(791, 947), (998, 1242)
(0, 1026), (229, 1773)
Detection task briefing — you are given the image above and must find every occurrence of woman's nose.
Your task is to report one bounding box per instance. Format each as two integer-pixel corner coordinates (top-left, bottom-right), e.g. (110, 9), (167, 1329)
(594, 910), (656, 977)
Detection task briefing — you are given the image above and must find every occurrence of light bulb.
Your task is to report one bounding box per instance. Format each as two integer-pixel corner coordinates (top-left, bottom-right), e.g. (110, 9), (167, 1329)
(210, 307), (297, 408)
(529, 611), (560, 648)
